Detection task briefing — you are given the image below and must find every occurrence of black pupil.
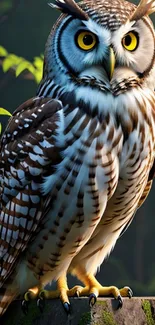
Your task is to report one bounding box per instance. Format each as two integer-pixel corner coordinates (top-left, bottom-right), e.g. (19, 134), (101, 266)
(124, 35), (132, 46)
(83, 34), (94, 46)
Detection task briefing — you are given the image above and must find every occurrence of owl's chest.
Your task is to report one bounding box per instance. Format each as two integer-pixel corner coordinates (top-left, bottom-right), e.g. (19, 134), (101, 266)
(28, 102), (155, 271)
(44, 97), (155, 201)
(43, 110), (124, 203)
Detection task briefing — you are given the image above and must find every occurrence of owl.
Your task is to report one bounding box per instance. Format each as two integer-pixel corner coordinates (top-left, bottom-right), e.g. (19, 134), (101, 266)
(0, 0), (155, 317)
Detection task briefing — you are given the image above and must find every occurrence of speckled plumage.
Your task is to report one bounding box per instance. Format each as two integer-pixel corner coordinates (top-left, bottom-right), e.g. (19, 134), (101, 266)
(1, 0), (155, 315)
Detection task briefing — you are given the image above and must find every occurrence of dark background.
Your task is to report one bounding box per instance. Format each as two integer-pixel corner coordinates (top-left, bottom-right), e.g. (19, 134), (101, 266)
(0, 0), (155, 296)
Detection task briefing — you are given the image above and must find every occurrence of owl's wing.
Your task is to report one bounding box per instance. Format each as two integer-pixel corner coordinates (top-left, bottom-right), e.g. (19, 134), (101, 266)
(0, 96), (63, 286)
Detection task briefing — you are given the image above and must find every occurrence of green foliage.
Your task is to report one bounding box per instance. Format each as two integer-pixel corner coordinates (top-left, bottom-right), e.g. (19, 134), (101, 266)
(79, 312), (91, 325)
(0, 45), (43, 84)
(0, 45), (43, 137)
(32, 56), (44, 84)
(0, 46), (8, 56)
(0, 107), (12, 135)
(3, 53), (23, 73)
(0, 0), (13, 14)
(102, 310), (118, 325)
(142, 300), (155, 325)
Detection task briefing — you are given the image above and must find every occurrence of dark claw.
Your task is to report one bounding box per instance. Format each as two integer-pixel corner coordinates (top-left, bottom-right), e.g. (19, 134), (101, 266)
(21, 299), (29, 315)
(115, 295), (123, 309)
(37, 298), (45, 313)
(128, 288), (133, 299)
(63, 302), (71, 315)
(89, 293), (97, 307)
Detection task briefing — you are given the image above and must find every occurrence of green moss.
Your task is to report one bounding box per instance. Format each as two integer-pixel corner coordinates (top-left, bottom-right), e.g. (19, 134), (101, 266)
(142, 300), (155, 325)
(79, 311), (91, 325)
(102, 310), (118, 325)
(96, 301), (107, 307)
(90, 300), (117, 325)
(96, 300), (118, 325)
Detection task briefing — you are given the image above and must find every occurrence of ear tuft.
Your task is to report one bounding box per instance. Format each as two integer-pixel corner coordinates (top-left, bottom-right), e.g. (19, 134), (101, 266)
(130, 0), (155, 21)
(48, 0), (89, 20)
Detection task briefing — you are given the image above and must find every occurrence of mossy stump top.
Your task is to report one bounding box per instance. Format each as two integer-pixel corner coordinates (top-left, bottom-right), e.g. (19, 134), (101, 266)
(1, 297), (155, 325)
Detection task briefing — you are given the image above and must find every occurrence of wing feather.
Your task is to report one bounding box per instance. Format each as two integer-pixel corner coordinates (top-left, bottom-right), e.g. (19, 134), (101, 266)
(0, 96), (63, 286)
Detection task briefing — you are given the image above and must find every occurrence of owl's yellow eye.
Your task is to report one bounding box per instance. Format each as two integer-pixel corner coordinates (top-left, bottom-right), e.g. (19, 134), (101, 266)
(76, 31), (97, 51)
(122, 32), (139, 51)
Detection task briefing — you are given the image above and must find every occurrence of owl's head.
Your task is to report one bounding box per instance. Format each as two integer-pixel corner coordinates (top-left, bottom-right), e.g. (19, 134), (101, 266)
(43, 0), (155, 95)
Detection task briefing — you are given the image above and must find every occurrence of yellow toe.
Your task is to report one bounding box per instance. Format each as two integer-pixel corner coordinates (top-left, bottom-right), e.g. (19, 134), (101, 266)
(67, 285), (84, 297)
(24, 286), (40, 301)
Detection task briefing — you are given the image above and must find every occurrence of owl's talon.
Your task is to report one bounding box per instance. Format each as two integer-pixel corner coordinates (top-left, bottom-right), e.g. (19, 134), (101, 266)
(115, 295), (123, 309)
(127, 287), (133, 298)
(21, 299), (29, 315)
(89, 293), (97, 307)
(63, 302), (71, 314)
(119, 286), (133, 298)
(21, 290), (32, 314)
(37, 291), (46, 312)
(37, 297), (45, 313)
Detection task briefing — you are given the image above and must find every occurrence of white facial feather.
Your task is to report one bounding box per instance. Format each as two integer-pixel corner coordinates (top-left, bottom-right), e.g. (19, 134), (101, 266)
(112, 19), (155, 73)
(83, 18), (111, 43)
(111, 20), (136, 65)
(83, 19), (111, 65)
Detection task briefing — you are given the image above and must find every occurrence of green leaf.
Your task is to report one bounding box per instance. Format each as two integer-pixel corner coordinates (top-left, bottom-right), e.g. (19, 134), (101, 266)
(33, 56), (43, 83)
(34, 70), (43, 84)
(26, 63), (36, 75)
(16, 60), (35, 77)
(2, 54), (23, 72)
(0, 108), (11, 136)
(0, 107), (12, 116)
(33, 56), (44, 69)
(0, 46), (8, 57)
(0, 46), (43, 84)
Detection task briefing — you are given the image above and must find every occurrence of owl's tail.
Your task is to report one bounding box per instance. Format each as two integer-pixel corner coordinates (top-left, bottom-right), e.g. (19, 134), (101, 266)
(0, 285), (19, 316)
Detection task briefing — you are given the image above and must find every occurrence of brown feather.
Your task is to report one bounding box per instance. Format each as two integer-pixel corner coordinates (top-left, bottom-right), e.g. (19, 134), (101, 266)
(130, 0), (155, 21)
(138, 180), (153, 208)
(0, 97), (63, 287)
(49, 0), (88, 20)
(148, 159), (155, 180)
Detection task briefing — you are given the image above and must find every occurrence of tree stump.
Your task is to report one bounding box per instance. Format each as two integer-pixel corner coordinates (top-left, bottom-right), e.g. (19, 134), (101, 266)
(1, 297), (155, 325)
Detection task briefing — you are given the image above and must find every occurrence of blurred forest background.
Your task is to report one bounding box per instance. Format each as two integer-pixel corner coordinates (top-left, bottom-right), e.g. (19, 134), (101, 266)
(0, 0), (155, 297)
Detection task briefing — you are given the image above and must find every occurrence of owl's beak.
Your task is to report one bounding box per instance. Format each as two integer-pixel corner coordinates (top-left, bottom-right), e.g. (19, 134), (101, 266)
(105, 47), (115, 81)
